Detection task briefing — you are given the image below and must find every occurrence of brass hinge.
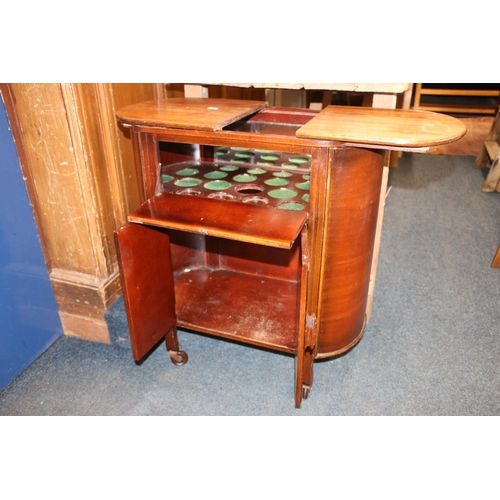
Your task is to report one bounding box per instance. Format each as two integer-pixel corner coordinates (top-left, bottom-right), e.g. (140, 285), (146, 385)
(305, 312), (316, 349)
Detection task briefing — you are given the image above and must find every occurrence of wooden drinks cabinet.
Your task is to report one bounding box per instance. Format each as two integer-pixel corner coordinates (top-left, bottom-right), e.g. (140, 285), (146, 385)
(114, 98), (465, 407)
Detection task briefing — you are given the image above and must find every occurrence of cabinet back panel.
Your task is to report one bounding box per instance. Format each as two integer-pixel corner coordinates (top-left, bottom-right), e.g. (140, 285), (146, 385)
(217, 239), (301, 282)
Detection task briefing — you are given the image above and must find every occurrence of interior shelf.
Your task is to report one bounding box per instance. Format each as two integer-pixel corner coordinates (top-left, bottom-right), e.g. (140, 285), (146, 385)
(174, 268), (300, 353)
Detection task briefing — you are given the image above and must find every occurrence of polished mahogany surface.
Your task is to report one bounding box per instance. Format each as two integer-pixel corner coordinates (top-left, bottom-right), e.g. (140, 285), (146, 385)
(315, 147), (385, 356)
(174, 269), (300, 353)
(115, 224), (176, 361)
(128, 192), (307, 249)
(296, 105), (467, 147)
(116, 98), (267, 131)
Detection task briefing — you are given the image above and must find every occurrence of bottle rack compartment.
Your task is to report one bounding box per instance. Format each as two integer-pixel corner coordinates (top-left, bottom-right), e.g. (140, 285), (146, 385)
(159, 147), (312, 212)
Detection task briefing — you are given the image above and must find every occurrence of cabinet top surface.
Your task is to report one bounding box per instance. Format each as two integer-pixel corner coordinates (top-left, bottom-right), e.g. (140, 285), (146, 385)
(296, 105), (467, 147)
(116, 98), (466, 149)
(116, 98), (268, 131)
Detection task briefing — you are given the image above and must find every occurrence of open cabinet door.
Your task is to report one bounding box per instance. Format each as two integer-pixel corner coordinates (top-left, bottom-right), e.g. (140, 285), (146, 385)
(115, 224), (177, 361)
(294, 226), (314, 408)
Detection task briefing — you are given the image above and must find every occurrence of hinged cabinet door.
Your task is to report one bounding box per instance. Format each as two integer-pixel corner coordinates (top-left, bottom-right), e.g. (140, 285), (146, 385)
(115, 223), (177, 361)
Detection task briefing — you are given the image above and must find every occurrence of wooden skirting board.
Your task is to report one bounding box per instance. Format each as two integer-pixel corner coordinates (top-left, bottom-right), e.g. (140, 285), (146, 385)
(50, 268), (122, 343)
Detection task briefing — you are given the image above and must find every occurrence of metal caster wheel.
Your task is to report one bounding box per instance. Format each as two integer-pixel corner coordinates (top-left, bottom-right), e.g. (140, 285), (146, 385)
(169, 350), (188, 366)
(302, 385), (311, 400)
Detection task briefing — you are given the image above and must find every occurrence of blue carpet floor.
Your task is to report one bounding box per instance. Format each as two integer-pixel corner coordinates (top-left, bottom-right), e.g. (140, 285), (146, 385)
(1, 153), (499, 416)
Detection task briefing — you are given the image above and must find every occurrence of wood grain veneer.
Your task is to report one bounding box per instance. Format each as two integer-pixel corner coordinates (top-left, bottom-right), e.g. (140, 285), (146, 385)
(117, 98), (267, 131)
(296, 105), (467, 147)
(128, 193), (307, 249)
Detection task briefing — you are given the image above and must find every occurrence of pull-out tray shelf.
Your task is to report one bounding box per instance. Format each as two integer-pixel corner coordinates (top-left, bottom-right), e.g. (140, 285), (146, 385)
(128, 192), (308, 249)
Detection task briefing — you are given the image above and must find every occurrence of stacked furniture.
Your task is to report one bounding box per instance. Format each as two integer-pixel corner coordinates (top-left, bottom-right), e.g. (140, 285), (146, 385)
(475, 105), (500, 268)
(413, 83), (500, 115)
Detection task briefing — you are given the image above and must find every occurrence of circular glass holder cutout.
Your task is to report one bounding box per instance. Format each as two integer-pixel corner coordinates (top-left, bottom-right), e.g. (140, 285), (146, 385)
(176, 168), (200, 176)
(265, 178), (289, 187)
(243, 196), (269, 205)
(288, 156), (310, 165)
(162, 174), (174, 183)
(302, 194), (310, 203)
(174, 177), (202, 187)
(268, 188), (297, 199)
(247, 168), (267, 175)
(295, 181), (310, 190)
(176, 188), (202, 196)
(204, 180), (232, 191)
(204, 171), (228, 179)
(233, 174), (257, 183)
(234, 184), (265, 195)
(278, 201), (305, 211)
(220, 165), (239, 172)
(260, 153), (281, 161)
(208, 192), (236, 200)
(235, 151), (255, 159)
(273, 171), (293, 178)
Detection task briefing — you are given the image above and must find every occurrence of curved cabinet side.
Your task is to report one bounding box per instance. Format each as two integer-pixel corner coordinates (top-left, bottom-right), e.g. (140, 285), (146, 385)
(316, 147), (385, 357)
